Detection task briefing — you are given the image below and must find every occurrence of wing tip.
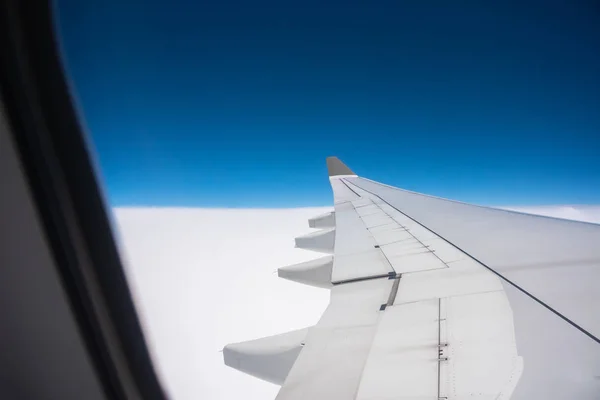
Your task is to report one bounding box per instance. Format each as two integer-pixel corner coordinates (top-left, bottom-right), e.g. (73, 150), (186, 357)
(326, 156), (355, 176)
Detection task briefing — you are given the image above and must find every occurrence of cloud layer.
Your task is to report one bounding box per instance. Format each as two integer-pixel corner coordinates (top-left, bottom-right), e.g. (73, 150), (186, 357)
(113, 205), (600, 400)
(500, 205), (600, 224)
(114, 207), (331, 400)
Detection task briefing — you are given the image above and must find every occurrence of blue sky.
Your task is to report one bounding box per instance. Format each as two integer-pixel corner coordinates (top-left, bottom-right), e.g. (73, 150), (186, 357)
(55, 1), (600, 207)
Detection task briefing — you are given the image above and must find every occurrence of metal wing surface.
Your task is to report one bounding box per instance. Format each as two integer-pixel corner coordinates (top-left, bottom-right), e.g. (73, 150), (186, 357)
(224, 157), (600, 399)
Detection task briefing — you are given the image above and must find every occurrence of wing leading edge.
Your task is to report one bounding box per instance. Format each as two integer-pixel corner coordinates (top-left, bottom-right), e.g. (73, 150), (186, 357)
(224, 157), (600, 399)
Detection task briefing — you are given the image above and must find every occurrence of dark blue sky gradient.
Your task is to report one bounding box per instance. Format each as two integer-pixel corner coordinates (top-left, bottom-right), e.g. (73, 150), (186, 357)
(56, 1), (600, 207)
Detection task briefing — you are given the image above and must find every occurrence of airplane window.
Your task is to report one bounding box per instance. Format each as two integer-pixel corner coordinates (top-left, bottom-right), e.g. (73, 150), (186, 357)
(50, 1), (600, 400)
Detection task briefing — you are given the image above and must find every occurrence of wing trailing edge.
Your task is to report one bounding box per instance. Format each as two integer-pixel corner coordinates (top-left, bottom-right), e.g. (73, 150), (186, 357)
(278, 255), (334, 289)
(294, 228), (335, 254)
(223, 328), (309, 385)
(308, 211), (335, 228)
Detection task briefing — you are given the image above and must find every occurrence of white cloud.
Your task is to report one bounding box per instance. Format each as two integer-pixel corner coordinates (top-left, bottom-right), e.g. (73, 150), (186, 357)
(113, 204), (600, 400)
(114, 207), (331, 400)
(500, 205), (600, 224)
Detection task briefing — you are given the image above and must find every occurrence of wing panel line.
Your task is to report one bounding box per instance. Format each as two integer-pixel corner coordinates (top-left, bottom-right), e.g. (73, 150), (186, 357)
(338, 177), (361, 197)
(386, 275), (401, 306)
(336, 179), (398, 277)
(343, 178), (453, 271)
(332, 273), (395, 286)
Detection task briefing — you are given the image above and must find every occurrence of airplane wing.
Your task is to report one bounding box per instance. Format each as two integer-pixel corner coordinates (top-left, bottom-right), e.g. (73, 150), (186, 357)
(224, 157), (600, 399)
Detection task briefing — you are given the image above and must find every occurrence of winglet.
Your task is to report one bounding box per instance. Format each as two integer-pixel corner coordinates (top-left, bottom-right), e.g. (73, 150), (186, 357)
(326, 157), (355, 177)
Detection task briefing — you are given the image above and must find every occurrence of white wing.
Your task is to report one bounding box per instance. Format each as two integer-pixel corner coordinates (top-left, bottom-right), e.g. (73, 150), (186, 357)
(224, 157), (600, 399)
